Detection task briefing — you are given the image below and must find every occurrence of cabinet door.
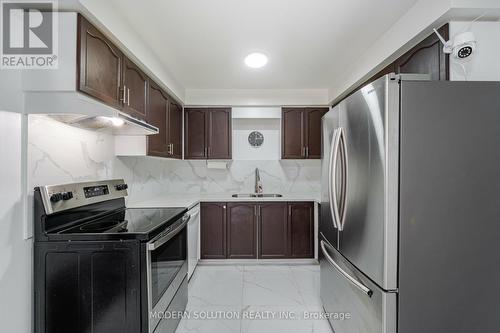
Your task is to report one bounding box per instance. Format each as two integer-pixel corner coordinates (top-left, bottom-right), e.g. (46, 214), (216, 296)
(395, 24), (449, 80)
(184, 108), (207, 159)
(200, 202), (227, 259)
(168, 101), (183, 159)
(282, 108), (305, 159)
(288, 202), (314, 258)
(77, 15), (123, 109)
(147, 82), (169, 157)
(208, 108), (232, 159)
(259, 203), (288, 259)
(34, 241), (140, 333)
(227, 203), (257, 259)
(305, 108), (328, 159)
(122, 57), (148, 120)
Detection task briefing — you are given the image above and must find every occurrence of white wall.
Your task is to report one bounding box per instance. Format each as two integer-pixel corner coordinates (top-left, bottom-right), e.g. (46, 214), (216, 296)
(449, 21), (500, 80)
(185, 89), (329, 106)
(232, 119), (281, 160)
(0, 112), (31, 333)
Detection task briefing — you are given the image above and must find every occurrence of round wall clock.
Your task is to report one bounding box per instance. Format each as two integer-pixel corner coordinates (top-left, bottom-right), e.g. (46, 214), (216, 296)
(248, 131), (264, 148)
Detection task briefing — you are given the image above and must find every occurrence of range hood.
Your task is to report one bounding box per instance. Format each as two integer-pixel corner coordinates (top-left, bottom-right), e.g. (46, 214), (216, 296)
(24, 92), (158, 136)
(49, 112), (159, 135)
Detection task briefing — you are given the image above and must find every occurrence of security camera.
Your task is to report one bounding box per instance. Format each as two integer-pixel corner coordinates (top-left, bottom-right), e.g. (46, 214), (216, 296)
(433, 29), (477, 60)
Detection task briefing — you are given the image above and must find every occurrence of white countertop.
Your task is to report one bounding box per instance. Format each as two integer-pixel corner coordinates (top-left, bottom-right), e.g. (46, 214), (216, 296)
(127, 193), (320, 210)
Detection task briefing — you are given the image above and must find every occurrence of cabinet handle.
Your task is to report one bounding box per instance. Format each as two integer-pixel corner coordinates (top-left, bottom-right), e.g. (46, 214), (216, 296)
(305, 146), (309, 157)
(171, 143), (174, 155)
(301, 147), (305, 157)
(127, 88), (130, 106)
(121, 85), (126, 102)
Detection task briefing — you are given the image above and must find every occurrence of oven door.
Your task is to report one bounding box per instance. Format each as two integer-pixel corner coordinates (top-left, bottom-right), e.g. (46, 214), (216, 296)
(146, 214), (189, 333)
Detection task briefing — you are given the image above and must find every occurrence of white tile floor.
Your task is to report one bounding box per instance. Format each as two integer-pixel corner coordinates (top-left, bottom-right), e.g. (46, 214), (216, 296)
(175, 264), (333, 333)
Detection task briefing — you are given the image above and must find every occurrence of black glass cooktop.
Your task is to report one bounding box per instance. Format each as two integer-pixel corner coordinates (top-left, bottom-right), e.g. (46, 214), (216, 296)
(59, 207), (187, 238)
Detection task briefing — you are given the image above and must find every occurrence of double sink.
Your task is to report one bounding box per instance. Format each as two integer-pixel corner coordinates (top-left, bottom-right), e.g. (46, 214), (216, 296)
(231, 193), (283, 198)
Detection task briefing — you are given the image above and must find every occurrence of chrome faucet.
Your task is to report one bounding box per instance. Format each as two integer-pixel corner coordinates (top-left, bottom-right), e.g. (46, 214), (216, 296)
(255, 168), (263, 194)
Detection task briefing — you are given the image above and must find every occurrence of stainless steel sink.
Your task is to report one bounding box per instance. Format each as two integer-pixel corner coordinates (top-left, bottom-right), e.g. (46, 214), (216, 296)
(231, 193), (283, 198)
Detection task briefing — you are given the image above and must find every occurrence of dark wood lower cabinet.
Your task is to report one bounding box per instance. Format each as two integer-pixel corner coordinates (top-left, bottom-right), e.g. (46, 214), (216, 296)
(200, 201), (314, 259)
(200, 202), (227, 259)
(259, 203), (288, 259)
(289, 202), (314, 258)
(227, 203), (257, 259)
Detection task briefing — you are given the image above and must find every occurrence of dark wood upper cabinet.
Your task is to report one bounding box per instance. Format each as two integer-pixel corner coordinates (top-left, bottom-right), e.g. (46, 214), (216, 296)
(282, 107), (328, 159)
(208, 108), (232, 159)
(147, 82), (169, 157)
(288, 202), (314, 258)
(184, 108), (207, 159)
(282, 108), (305, 159)
(394, 24), (449, 81)
(147, 82), (183, 159)
(200, 202), (227, 259)
(227, 203), (257, 259)
(77, 15), (123, 109)
(168, 101), (183, 159)
(305, 108), (328, 159)
(259, 203), (288, 259)
(184, 108), (232, 160)
(78, 15), (185, 149)
(122, 57), (148, 120)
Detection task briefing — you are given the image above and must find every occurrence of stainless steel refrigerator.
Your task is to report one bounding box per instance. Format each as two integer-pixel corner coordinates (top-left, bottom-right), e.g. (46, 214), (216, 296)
(320, 74), (500, 333)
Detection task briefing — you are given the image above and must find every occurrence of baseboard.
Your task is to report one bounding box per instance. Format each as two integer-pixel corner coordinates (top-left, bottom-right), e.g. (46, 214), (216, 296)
(198, 259), (319, 265)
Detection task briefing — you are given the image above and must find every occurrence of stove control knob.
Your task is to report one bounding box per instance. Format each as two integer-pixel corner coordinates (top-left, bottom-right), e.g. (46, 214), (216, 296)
(50, 193), (63, 203)
(115, 184), (128, 191)
(61, 192), (73, 200)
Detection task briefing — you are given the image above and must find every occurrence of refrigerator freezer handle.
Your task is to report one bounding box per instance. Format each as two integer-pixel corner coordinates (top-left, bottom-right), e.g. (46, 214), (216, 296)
(320, 240), (373, 297)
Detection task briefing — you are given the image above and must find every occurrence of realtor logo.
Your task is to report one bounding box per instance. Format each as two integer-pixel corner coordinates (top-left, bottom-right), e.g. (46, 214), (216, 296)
(1, 0), (58, 69)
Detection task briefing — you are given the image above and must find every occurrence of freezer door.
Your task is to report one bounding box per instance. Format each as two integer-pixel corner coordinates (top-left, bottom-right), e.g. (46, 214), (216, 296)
(320, 236), (396, 333)
(337, 75), (399, 290)
(320, 107), (340, 247)
(398, 81), (500, 333)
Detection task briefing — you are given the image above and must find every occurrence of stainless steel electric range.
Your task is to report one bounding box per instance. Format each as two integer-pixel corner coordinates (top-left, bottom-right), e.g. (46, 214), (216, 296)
(33, 179), (189, 333)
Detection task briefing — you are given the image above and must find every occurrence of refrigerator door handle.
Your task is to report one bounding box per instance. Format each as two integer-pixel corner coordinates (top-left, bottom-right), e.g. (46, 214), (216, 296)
(329, 128), (342, 231)
(329, 129), (341, 229)
(328, 129), (338, 229)
(338, 128), (348, 231)
(320, 240), (373, 297)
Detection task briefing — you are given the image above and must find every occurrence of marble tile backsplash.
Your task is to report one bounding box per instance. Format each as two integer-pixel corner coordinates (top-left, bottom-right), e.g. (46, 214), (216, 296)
(28, 115), (321, 205)
(28, 115), (115, 188)
(114, 157), (321, 203)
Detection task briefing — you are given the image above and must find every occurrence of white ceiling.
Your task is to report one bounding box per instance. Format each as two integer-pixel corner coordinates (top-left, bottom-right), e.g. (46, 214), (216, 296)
(108, 0), (419, 91)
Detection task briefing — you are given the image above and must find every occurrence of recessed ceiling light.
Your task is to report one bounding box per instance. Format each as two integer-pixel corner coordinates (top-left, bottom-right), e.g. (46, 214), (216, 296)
(244, 53), (268, 68)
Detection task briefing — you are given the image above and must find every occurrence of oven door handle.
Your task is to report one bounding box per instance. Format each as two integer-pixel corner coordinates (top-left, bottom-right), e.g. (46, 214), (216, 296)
(148, 214), (190, 251)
